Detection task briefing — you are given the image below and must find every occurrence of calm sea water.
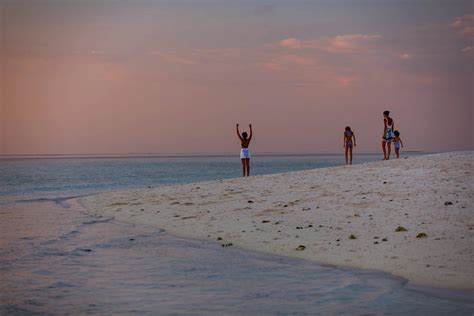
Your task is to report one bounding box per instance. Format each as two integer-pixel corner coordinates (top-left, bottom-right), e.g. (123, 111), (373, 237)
(1, 154), (473, 315)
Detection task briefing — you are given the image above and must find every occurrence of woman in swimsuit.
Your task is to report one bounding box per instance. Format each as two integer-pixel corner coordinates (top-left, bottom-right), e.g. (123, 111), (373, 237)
(382, 111), (395, 160)
(236, 123), (253, 177)
(343, 126), (356, 165)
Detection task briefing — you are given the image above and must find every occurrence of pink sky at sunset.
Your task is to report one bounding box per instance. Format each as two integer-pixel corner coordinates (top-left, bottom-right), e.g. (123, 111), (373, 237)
(1, 0), (472, 155)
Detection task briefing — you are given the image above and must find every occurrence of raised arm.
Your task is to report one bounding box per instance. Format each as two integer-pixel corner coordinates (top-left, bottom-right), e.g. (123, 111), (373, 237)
(236, 123), (243, 140)
(249, 124), (253, 141)
(400, 137), (404, 148)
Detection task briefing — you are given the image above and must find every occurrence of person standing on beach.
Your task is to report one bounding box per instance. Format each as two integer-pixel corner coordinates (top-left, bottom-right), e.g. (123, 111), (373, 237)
(236, 123), (253, 177)
(343, 126), (356, 165)
(382, 111), (395, 160)
(393, 130), (404, 158)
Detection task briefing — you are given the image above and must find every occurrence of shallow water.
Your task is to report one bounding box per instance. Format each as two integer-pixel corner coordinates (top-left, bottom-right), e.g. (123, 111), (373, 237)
(1, 155), (473, 315)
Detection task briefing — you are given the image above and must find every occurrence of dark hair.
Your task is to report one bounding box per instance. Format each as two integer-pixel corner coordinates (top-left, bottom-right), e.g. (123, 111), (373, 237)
(383, 110), (390, 116)
(345, 126), (351, 132)
(242, 132), (248, 139)
(394, 130), (400, 137)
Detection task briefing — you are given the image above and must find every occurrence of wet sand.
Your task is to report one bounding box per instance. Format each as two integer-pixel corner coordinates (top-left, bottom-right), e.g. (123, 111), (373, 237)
(81, 151), (474, 289)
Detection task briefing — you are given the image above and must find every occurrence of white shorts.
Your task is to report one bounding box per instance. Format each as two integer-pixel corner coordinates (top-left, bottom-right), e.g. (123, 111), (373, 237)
(240, 148), (250, 159)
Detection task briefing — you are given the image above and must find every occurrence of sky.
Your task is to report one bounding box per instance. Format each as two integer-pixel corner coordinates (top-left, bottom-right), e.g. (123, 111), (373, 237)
(1, 0), (473, 155)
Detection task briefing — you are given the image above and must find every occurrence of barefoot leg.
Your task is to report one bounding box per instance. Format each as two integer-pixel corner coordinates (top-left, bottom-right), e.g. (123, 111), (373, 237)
(345, 146), (349, 164)
(241, 159), (246, 177)
(349, 146), (353, 165)
(245, 158), (250, 176)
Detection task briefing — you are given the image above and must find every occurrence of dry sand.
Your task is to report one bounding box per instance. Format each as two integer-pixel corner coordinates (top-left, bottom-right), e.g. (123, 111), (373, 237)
(80, 152), (474, 289)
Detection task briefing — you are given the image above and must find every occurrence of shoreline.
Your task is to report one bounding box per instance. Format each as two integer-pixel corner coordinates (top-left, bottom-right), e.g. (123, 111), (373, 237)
(80, 151), (474, 290)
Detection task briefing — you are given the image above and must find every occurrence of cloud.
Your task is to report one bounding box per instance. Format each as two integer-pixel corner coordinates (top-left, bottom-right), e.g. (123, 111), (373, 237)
(149, 51), (196, 65)
(279, 34), (382, 53)
(336, 76), (356, 86)
(461, 46), (474, 54)
(451, 14), (474, 37)
(400, 53), (414, 60)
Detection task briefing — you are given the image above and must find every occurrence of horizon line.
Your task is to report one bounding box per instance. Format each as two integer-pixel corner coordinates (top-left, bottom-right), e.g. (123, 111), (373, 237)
(0, 150), (430, 160)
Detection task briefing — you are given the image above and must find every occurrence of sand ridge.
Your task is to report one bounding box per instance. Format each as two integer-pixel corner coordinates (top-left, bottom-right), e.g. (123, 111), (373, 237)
(81, 152), (474, 289)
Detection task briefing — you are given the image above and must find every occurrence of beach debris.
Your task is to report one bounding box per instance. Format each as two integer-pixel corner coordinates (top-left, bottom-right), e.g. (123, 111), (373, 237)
(129, 238), (135, 241)
(395, 226), (408, 232)
(173, 214), (180, 217)
(382, 238), (388, 242)
(296, 226), (303, 229)
(248, 200), (254, 203)
(416, 233), (428, 238)
(383, 181), (387, 184)
(170, 201), (180, 205)
(349, 234), (357, 240)
(81, 248), (92, 252)
(274, 221), (281, 225)
(221, 243), (233, 247)
(181, 216), (197, 220)
(141, 208), (144, 211)
(302, 207), (311, 211)
(262, 220), (270, 223)
(148, 186), (152, 188)
(374, 236), (379, 239)
(308, 224), (313, 228)
(184, 202), (194, 206)
(216, 237), (223, 241)
(444, 201), (453, 206)
(374, 241), (379, 244)
(295, 245), (306, 251)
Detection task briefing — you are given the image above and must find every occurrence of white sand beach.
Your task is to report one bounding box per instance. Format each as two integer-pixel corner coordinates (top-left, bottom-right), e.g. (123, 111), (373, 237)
(81, 152), (473, 289)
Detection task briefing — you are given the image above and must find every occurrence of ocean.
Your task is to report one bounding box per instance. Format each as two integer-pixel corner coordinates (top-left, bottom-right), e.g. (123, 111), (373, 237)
(1, 154), (473, 315)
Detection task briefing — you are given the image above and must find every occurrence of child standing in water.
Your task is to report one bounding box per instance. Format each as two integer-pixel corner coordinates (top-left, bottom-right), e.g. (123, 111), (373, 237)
(236, 123), (253, 177)
(393, 130), (404, 158)
(343, 126), (356, 165)
(382, 110), (395, 160)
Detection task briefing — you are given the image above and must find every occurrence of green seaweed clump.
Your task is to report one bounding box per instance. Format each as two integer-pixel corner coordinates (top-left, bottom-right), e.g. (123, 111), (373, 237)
(349, 234), (357, 240)
(416, 232), (428, 238)
(395, 226), (408, 232)
(295, 245), (306, 251)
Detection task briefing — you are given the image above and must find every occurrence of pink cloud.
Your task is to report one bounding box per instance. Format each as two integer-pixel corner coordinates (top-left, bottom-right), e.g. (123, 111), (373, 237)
(279, 34), (382, 53)
(461, 46), (474, 54)
(400, 53), (414, 60)
(336, 76), (356, 86)
(451, 14), (474, 38)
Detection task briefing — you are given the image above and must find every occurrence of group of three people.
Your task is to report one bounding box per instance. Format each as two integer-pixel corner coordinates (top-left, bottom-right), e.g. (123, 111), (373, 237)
(236, 111), (404, 177)
(343, 110), (404, 165)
